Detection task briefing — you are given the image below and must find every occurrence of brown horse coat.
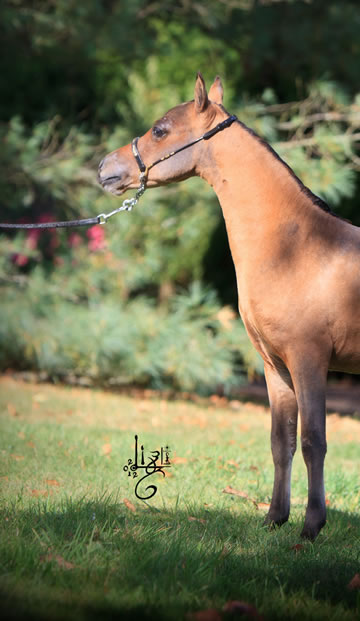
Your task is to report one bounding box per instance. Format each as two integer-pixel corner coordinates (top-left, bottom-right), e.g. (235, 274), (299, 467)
(98, 73), (360, 540)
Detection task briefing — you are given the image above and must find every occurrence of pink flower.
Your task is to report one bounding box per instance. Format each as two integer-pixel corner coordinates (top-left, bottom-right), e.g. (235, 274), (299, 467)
(26, 229), (41, 250)
(38, 213), (55, 223)
(12, 253), (29, 267)
(68, 233), (83, 248)
(86, 225), (106, 251)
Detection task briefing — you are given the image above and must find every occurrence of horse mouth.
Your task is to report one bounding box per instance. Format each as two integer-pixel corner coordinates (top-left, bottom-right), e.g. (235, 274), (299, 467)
(99, 175), (127, 196)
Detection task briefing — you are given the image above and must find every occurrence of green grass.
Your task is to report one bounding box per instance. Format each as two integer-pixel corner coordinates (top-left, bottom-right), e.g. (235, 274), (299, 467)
(0, 377), (360, 620)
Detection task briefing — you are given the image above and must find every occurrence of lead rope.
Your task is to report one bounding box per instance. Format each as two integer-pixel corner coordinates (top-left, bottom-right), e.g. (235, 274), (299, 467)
(0, 180), (146, 230)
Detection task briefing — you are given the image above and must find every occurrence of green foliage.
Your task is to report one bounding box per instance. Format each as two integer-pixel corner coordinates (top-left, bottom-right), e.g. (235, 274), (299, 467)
(1, 0), (360, 390)
(0, 279), (261, 393)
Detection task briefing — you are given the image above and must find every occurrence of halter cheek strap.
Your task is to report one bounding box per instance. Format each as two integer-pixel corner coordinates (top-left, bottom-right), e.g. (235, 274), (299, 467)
(131, 114), (238, 188)
(131, 138), (148, 179)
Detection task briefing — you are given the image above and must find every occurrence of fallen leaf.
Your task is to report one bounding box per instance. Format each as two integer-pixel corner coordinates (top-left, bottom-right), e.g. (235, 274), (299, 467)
(227, 460), (239, 467)
(256, 502), (270, 511)
(325, 497), (331, 506)
(45, 479), (60, 487)
(348, 573), (360, 590)
(223, 600), (263, 619)
(123, 498), (136, 513)
(40, 553), (75, 570)
(171, 455), (187, 464)
(26, 441), (35, 448)
(222, 485), (249, 499)
(7, 403), (18, 417)
(290, 544), (304, 553)
(17, 431), (25, 439)
(31, 489), (48, 497)
(10, 454), (24, 461)
(188, 516), (206, 524)
(102, 443), (112, 456)
(250, 465), (259, 472)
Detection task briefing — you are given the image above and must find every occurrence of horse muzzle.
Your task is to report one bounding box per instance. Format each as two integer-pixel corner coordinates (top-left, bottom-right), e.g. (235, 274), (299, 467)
(97, 150), (136, 196)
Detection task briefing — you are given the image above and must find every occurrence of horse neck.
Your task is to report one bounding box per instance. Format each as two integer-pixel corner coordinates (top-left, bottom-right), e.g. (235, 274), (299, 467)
(199, 121), (327, 273)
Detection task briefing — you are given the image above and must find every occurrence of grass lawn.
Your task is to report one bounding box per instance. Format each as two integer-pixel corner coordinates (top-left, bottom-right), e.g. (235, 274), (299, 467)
(0, 376), (359, 620)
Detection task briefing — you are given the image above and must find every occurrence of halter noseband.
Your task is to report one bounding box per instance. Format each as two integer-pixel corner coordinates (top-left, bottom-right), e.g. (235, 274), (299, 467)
(131, 114), (238, 190)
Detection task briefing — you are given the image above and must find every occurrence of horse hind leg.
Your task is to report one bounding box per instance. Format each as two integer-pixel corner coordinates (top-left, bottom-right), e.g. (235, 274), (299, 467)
(263, 362), (298, 528)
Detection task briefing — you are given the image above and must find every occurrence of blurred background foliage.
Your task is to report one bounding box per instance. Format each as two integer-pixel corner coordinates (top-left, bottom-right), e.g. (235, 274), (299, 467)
(1, 0), (360, 393)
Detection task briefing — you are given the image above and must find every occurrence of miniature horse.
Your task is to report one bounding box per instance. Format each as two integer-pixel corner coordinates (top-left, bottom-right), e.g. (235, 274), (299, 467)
(98, 73), (360, 540)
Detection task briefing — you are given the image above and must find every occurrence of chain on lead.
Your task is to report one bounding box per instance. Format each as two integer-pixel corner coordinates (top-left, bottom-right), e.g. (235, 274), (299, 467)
(97, 178), (146, 224)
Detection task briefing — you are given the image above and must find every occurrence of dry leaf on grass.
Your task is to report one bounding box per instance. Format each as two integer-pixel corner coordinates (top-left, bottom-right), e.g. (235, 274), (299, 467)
(290, 544), (304, 553)
(45, 479), (60, 487)
(30, 489), (49, 497)
(10, 454), (24, 461)
(222, 485), (249, 499)
(7, 403), (18, 417)
(102, 443), (112, 456)
(123, 498), (136, 513)
(171, 455), (187, 464)
(188, 516), (206, 524)
(256, 502), (270, 511)
(40, 553), (75, 570)
(222, 485), (263, 509)
(348, 573), (360, 590)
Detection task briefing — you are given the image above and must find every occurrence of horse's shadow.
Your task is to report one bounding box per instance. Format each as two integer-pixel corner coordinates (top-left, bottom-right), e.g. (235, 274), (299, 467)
(1, 499), (359, 620)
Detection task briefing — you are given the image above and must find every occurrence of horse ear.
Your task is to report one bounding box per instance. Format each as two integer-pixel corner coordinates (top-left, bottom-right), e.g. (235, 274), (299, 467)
(208, 76), (224, 105)
(194, 72), (209, 112)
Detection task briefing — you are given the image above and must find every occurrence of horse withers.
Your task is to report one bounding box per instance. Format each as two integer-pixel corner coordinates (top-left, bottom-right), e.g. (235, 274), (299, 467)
(98, 73), (360, 540)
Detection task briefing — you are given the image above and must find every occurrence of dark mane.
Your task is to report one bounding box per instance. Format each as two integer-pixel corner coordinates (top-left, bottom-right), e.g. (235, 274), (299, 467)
(217, 103), (341, 219)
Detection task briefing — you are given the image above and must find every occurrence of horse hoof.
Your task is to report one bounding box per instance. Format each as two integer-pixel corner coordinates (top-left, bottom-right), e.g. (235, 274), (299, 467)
(263, 512), (289, 529)
(300, 520), (325, 541)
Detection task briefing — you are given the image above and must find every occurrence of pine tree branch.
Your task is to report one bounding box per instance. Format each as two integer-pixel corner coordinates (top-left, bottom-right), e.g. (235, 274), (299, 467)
(275, 132), (360, 150)
(277, 111), (360, 131)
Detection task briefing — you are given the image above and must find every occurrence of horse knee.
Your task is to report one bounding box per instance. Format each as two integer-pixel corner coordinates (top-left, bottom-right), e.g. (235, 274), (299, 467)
(301, 434), (327, 463)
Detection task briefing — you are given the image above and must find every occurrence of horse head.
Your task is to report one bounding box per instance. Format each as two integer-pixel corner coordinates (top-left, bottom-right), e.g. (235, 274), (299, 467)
(98, 73), (227, 196)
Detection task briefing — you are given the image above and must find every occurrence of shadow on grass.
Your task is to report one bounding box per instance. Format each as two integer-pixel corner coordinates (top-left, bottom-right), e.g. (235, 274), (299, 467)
(0, 498), (359, 620)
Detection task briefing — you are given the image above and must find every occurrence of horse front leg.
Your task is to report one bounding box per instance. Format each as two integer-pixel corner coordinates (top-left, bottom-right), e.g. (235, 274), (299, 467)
(289, 355), (328, 540)
(263, 362), (298, 528)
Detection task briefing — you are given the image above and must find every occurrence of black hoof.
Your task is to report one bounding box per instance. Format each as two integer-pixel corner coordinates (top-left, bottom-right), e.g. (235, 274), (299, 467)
(300, 518), (326, 541)
(263, 512), (289, 529)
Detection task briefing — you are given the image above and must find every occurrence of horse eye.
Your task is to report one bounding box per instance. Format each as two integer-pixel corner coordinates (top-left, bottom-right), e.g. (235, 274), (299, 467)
(152, 126), (166, 139)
